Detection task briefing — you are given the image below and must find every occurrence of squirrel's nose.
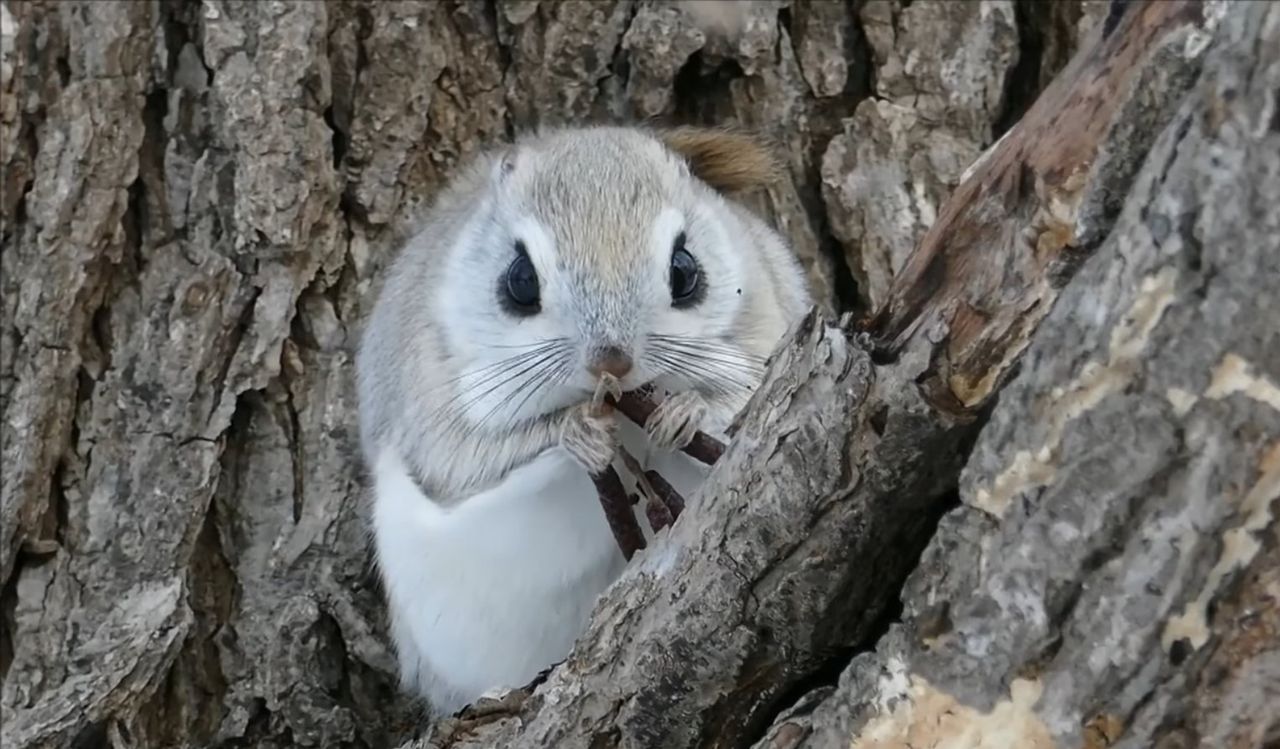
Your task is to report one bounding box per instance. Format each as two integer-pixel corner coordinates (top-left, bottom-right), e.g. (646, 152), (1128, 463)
(587, 346), (633, 379)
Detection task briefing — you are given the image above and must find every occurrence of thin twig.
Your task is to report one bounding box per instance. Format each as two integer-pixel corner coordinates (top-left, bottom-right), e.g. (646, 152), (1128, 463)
(610, 389), (726, 465)
(616, 444), (675, 532)
(643, 469), (686, 521)
(592, 465), (646, 561)
(590, 379), (721, 555)
(589, 373), (648, 557)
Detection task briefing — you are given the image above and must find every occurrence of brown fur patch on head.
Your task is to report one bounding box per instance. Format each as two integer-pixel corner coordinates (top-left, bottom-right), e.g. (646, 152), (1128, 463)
(657, 126), (783, 194)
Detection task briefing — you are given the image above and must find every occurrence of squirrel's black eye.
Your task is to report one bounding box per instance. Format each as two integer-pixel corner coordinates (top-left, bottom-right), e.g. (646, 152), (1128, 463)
(501, 242), (540, 316)
(669, 232), (703, 308)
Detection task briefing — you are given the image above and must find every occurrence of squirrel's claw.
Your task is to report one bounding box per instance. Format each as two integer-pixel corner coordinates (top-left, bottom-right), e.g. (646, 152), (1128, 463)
(646, 390), (709, 452)
(591, 372), (624, 414)
(561, 402), (618, 475)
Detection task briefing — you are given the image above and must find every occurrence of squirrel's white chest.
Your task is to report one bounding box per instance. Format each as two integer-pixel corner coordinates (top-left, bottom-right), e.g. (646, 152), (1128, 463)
(371, 444), (628, 714)
(371, 418), (713, 715)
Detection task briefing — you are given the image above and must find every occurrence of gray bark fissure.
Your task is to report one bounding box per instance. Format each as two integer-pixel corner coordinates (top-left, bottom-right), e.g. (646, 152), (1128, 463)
(1, 1), (1270, 749)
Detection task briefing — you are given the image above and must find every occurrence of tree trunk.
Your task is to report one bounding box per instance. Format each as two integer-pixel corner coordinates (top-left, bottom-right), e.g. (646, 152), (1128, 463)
(1, 2), (1273, 749)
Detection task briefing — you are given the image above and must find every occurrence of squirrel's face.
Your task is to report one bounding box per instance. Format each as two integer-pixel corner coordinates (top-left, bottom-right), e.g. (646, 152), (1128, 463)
(437, 128), (771, 425)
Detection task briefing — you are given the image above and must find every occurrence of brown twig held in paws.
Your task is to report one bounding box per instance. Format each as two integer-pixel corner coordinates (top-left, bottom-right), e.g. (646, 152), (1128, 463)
(593, 466), (646, 561)
(589, 372), (648, 559)
(643, 469), (686, 522)
(610, 389), (726, 465)
(590, 379), (724, 554)
(616, 444), (675, 532)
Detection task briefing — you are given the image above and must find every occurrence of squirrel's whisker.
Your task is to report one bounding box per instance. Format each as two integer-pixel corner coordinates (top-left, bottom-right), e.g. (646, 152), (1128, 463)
(431, 346), (568, 427)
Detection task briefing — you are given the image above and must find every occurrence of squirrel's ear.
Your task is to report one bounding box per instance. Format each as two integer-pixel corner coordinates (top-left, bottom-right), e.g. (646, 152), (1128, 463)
(657, 126), (783, 193)
(490, 145), (521, 185)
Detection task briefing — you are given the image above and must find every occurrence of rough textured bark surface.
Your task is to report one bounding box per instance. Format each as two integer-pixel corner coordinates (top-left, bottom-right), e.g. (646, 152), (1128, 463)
(820, 0), (1019, 310)
(762, 4), (1280, 745)
(0, 1), (1270, 749)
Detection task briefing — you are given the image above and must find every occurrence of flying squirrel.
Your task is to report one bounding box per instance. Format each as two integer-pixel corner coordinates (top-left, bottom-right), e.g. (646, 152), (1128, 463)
(356, 124), (813, 716)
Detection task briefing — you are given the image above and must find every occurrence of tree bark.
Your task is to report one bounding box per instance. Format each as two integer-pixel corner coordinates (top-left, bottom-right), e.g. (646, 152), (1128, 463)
(1, 2), (1273, 749)
(761, 2), (1280, 746)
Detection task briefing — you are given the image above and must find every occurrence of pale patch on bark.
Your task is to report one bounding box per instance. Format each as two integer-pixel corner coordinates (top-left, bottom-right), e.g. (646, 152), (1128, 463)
(972, 267), (1179, 517)
(1165, 386), (1200, 416)
(850, 676), (1056, 749)
(1163, 442), (1280, 651)
(1206, 353), (1280, 413)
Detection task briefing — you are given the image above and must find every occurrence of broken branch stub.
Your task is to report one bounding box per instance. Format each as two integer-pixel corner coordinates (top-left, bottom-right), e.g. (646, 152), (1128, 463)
(868, 0), (1210, 413)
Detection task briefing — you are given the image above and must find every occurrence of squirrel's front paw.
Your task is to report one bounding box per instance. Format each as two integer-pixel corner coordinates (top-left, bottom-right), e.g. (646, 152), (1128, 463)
(645, 390), (708, 451)
(560, 403), (617, 475)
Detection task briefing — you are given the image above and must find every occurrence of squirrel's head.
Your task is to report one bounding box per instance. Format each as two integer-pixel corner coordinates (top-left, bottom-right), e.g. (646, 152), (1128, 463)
(436, 125), (785, 422)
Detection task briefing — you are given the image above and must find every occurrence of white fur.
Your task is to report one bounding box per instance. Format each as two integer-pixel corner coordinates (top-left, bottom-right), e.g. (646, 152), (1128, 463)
(372, 445), (625, 715)
(372, 416), (715, 716)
